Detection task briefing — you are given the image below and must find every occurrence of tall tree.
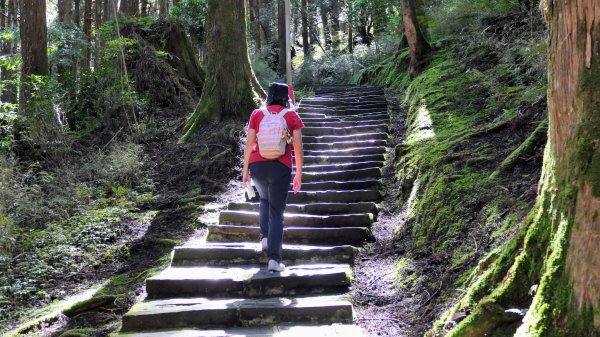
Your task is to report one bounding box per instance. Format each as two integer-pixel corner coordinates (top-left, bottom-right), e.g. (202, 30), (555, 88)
(401, 0), (431, 77)
(248, 0), (261, 47)
(158, 0), (168, 17)
(74, 0), (81, 26)
(277, 0), (286, 75)
(93, 0), (102, 69)
(181, 0), (265, 141)
(308, 0), (319, 46)
(445, 2), (600, 337)
(0, 0), (18, 102)
(301, 0), (309, 56)
(104, 0), (117, 20)
(19, 0), (48, 107)
(58, 0), (73, 23)
(330, 0), (340, 48)
(258, 0), (268, 47)
(319, 1), (331, 47)
(347, 0), (353, 53)
(82, 0), (93, 71)
(120, 0), (139, 16)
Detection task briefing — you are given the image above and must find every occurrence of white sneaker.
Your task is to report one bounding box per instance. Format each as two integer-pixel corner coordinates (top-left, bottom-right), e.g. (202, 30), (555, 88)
(261, 238), (268, 251)
(268, 259), (285, 272)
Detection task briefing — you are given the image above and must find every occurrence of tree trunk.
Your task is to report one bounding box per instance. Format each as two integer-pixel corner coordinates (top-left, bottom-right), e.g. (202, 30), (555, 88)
(401, 0), (431, 78)
(443, 2), (600, 337)
(82, 0), (93, 71)
(140, 0), (148, 16)
(74, 0), (81, 26)
(158, 0), (168, 17)
(104, 0), (117, 20)
(181, 0), (265, 141)
(248, 0), (261, 48)
(308, 0), (319, 46)
(330, 0), (340, 49)
(1, 0), (17, 102)
(258, 0), (268, 47)
(93, 0), (102, 69)
(277, 0), (286, 75)
(120, 0), (139, 16)
(301, 0), (309, 56)
(347, 0), (353, 53)
(19, 0), (48, 107)
(58, 0), (73, 23)
(319, 2), (331, 47)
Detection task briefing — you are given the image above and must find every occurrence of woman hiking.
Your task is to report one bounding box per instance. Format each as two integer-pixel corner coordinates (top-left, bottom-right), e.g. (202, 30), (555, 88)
(242, 82), (304, 272)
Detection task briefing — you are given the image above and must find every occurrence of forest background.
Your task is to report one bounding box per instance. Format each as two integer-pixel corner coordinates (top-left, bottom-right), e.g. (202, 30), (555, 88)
(1, 0), (590, 336)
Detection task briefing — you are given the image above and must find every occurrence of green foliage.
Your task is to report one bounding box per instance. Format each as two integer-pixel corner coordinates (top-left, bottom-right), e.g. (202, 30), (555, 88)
(0, 102), (18, 152)
(171, 0), (208, 45)
(48, 22), (87, 73)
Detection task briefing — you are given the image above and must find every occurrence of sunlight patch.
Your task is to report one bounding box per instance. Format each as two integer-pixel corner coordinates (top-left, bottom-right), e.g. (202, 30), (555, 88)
(407, 102), (435, 144)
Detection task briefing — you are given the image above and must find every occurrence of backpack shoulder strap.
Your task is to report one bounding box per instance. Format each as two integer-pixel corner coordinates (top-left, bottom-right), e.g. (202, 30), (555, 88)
(260, 107), (269, 116)
(278, 108), (289, 117)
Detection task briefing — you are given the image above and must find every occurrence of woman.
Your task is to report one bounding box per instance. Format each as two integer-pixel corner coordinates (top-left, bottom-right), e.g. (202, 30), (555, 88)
(242, 82), (304, 272)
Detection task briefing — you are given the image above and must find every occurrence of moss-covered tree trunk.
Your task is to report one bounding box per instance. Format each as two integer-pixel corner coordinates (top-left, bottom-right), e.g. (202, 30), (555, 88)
(443, 2), (600, 337)
(181, 0), (265, 141)
(401, 0), (431, 78)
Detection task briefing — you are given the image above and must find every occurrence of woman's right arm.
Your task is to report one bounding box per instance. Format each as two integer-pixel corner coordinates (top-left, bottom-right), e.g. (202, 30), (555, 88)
(243, 128), (257, 183)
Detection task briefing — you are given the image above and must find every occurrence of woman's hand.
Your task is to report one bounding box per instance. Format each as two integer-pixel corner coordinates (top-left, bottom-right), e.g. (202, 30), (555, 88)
(243, 170), (251, 183)
(293, 173), (302, 193)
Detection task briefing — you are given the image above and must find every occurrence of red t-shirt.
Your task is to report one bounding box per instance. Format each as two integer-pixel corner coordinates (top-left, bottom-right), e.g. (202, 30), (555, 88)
(248, 105), (304, 170)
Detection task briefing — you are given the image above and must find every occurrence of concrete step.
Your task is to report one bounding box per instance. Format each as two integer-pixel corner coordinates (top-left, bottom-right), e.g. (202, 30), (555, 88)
(302, 125), (388, 136)
(303, 140), (388, 151)
(121, 295), (354, 332)
(118, 324), (365, 336)
(303, 154), (385, 165)
(171, 243), (357, 266)
(207, 225), (373, 246)
(293, 179), (381, 191)
(146, 264), (351, 299)
(227, 201), (378, 216)
(302, 132), (389, 144)
(219, 210), (373, 228)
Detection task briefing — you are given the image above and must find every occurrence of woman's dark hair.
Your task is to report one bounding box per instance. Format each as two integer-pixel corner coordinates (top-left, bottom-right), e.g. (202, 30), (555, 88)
(266, 82), (289, 107)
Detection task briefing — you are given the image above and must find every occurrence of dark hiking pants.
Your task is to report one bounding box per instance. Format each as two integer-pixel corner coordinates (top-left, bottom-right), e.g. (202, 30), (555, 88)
(249, 160), (292, 263)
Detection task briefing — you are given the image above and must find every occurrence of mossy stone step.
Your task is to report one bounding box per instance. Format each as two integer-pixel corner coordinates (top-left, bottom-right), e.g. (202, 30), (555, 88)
(120, 295), (354, 332)
(303, 121), (388, 128)
(206, 225), (373, 246)
(303, 154), (385, 165)
(171, 243), (357, 266)
(119, 324), (365, 336)
(304, 140), (388, 151)
(146, 264), (351, 299)
(286, 189), (381, 203)
(302, 125), (388, 136)
(227, 202), (378, 216)
(219, 210), (373, 228)
(303, 146), (387, 157)
(300, 101), (387, 109)
(302, 161), (384, 172)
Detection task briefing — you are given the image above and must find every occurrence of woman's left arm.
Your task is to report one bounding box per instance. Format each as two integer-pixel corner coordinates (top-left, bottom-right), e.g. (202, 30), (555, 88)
(243, 129), (257, 183)
(292, 128), (303, 193)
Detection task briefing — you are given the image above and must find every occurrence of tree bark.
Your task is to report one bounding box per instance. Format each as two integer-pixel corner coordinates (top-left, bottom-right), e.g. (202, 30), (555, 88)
(19, 0), (48, 107)
(0, 0), (17, 102)
(347, 0), (353, 53)
(308, 0), (319, 46)
(82, 0), (93, 71)
(330, 0), (340, 48)
(74, 0), (81, 26)
(58, 0), (73, 23)
(248, 0), (261, 48)
(443, 2), (600, 337)
(301, 0), (309, 56)
(104, 0), (117, 20)
(258, 0), (268, 47)
(120, 0), (139, 16)
(319, 1), (331, 47)
(158, 0), (168, 17)
(181, 0), (265, 141)
(401, 0), (431, 78)
(93, 0), (102, 69)
(277, 0), (286, 75)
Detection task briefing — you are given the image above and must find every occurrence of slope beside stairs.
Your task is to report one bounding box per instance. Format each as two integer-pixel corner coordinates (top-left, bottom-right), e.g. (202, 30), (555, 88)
(119, 86), (390, 336)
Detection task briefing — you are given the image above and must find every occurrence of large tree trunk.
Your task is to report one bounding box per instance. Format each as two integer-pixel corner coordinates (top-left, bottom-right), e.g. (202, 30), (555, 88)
(82, 0), (93, 71)
(181, 0), (265, 141)
(120, 0), (139, 16)
(319, 2), (331, 48)
(19, 0), (48, 108)
(93, 0), (102, 69)
(58, 0), (73, 23)
(158, 0), (168, 17)
(74, 0), (81, 26)
(277, 0), (286, 75)
(248, 0), (260, 48)
(1, 0), (17, 102)
(401, 0), (431, 78)
(104, 0), (117, 20)
(330, 0), (340, 49)
(308, 0), (319, 46)
(301, 0), (309, 56)
(347, 0), (353, 53)
(442, 2), (600, 337)
(258, 0), (268, 47)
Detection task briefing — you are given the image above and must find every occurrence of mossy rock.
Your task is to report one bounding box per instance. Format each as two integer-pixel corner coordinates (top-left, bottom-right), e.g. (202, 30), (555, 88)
(63, 295), (119, 317)
(59, 328), (95, 337)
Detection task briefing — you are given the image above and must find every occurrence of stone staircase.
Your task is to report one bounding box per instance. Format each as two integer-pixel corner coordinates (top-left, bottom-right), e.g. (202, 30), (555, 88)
(119, 86), (390, 336)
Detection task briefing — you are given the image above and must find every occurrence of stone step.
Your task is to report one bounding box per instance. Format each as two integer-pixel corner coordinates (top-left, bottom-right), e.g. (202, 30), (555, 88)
(303, 140), (388, 151)
(303, 121), (388, 128)
(303, 125), (388, 136)
(146, 264), (352, 299)
(302, 132), (389, 144)
(120, 295), (354, 332)
(300, 168), (382, 182)
(118, 324), (365, 336)
(292, 179), (381, 191)
(303, 154), (385, 165)
(302, 162), (383, 173)
(303, 146), (387, 157)
(171, 243), (357, 266)
(219, 210), (373, 228)
(342, 113), (390, 121)
(300, 101), (388, 109)
(228, 201), (378, 216)
(207, 225), (373, 246)
(287, 189), (381, 203)
(300, 115), (390, 123)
